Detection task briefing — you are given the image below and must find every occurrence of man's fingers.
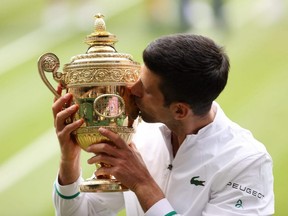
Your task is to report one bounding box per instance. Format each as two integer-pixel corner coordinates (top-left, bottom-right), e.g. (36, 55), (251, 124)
(128, 142), (138, 151)
(55, 104), (79, 131)
(94, 165), (113, 178)
(58, 118), (84, 139)
(98, 127), (128, 149)
(54, 84), (63, 102)
(52, 93), (73, 120)
(87, 142), (120, 157)
(87, 153), (118, 166)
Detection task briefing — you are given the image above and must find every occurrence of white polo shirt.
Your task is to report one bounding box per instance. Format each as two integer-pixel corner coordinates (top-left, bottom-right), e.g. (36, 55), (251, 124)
(54, 103), (274, 216)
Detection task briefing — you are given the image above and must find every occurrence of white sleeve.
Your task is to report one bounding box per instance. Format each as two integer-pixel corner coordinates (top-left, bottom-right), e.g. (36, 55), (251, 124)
(144, 198), (180, 216)
(202, 153), (274, 216)
(53, 173), (125, 216)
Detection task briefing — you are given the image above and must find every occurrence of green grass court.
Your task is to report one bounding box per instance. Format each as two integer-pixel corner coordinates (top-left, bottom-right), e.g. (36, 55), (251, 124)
(0, 0), (287, 215)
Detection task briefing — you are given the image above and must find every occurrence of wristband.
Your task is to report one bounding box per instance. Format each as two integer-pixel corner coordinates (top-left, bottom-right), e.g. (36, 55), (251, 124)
(165, 211), (178, 216)
(54, 183), (80, 200)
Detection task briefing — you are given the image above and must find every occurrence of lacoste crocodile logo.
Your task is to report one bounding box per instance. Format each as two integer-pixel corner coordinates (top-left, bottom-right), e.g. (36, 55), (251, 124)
(190, 176), (205, 186)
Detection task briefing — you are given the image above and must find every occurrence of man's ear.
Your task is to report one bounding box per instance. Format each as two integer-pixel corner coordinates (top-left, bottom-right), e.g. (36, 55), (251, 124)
(171, 103), (190, 120)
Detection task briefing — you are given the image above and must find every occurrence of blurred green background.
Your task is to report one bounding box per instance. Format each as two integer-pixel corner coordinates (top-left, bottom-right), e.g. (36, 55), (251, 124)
(0, 0), (287, 215)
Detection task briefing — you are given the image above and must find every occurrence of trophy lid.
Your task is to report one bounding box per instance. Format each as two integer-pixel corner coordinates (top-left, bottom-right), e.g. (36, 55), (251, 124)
(62, 13), (140, 87)
(85, 13), (118, 47)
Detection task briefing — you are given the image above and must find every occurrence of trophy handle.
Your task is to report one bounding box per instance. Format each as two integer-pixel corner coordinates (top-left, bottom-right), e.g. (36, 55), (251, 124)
(38, 53), (64, 99)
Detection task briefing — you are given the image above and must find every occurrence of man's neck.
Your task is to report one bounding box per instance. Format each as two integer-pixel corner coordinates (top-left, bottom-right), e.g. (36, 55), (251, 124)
(170, 106), (216, 156)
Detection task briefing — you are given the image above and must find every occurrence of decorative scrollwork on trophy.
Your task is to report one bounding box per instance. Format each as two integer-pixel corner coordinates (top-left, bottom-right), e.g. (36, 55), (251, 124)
(65, 68), (139, 86)
(41, 53), (59, 72)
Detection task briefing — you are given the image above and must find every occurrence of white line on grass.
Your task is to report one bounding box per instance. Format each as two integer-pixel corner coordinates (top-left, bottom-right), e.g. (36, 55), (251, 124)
(0, 0), (143, 76)
(0, 22), (74, 76)
(0, 128), (57, 193)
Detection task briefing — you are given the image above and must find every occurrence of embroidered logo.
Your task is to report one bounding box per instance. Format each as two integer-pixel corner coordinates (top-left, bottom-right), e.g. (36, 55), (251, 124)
(235, 199), (243, 208)
(190, 176), (205, 186)
(227, 181), (265, 199)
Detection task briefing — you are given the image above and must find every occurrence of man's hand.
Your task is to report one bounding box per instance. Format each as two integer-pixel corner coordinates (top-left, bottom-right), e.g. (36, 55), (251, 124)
(86, 127), (165, 212)
(52, 85), (84, 185)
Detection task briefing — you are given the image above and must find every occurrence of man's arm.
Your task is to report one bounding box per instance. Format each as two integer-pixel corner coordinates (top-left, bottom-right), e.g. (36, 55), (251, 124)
(52, 91), (83, 185)
(53, 173), (125, 216)
(86, 128), (166, 212)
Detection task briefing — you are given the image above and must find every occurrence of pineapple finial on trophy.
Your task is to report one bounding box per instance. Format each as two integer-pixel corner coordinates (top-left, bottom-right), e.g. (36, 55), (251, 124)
(85, 13), (118, 47)
(94, 13), (106, 33)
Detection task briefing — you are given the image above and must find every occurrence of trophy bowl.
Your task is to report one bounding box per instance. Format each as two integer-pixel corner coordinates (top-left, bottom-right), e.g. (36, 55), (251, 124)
(38, 14), (140, 192)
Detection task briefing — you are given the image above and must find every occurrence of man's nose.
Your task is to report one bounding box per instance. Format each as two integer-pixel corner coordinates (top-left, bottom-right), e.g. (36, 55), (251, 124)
(131, 79), (142, 98)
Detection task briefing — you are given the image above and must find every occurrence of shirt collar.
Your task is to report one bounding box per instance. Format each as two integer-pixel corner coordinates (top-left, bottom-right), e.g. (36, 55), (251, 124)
(158, 102), (229, 143)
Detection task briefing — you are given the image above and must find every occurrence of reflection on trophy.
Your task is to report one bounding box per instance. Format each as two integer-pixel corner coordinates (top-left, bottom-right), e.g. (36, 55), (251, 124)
(37, 14), (140, 192)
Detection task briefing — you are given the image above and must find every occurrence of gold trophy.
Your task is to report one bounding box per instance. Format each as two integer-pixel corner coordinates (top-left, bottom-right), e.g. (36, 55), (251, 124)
(38, 14), (140, 192)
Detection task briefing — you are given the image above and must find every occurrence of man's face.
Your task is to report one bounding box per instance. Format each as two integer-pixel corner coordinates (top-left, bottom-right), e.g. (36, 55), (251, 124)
(131, 65), (173, 123)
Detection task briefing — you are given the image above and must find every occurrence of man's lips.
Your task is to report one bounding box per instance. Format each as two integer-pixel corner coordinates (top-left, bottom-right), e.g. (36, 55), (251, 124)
(127, 97), (140, 120)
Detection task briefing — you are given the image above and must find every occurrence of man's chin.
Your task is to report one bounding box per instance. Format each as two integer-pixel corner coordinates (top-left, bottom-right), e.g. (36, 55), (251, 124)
(139, 113), (157, 123)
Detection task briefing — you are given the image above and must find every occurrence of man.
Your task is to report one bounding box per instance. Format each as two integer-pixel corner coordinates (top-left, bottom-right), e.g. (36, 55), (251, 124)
(52, 34), (274, 215)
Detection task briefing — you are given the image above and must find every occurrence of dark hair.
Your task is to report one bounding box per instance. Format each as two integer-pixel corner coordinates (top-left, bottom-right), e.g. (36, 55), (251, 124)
(143, 34), (230, 115)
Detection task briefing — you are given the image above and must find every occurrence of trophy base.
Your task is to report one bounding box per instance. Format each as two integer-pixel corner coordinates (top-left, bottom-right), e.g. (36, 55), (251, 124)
(79, 178), (129, 192)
